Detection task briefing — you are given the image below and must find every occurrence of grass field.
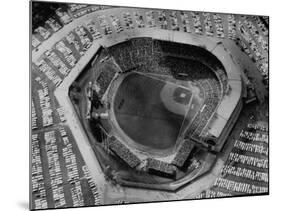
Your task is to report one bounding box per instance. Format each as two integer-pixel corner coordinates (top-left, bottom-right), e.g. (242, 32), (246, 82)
(113, 72), (193, 150)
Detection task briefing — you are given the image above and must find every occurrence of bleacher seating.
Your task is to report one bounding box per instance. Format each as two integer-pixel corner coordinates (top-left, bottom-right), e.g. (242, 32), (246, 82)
(96, 63), (117, 96)
(172, 140), (195, 167)
(146, 158), (176, 175)
(108, 136), (141, 168)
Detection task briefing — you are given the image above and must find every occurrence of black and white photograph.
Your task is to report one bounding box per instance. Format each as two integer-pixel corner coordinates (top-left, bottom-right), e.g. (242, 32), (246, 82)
(30, 0), (269, 210)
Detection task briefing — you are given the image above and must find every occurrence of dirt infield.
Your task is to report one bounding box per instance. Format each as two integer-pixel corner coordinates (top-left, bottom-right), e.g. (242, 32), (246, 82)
(113, 72), (193, 150)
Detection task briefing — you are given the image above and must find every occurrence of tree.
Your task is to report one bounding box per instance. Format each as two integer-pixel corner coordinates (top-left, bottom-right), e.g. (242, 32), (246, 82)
(32, 2), (68, 32)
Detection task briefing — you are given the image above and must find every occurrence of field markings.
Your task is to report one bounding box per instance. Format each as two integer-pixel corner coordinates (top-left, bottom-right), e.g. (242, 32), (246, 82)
(136, 71), (192, 90)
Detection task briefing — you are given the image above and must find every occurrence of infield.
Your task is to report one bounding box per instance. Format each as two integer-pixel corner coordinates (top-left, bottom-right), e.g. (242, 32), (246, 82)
(113, 72), (193, 150)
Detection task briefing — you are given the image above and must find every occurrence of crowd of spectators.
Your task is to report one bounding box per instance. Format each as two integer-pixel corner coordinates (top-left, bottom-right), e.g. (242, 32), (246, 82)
(146, 158), (176, 176)
(108, 136), (141, 168)
(183, 77), (220, 142)
(108, 39), (225, 144)
(96, 63), (118, 96)
(172, 140), (195, 167)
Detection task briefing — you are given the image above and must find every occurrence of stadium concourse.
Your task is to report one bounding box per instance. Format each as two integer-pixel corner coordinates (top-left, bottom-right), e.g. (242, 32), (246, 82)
(31, 3), (269, 210)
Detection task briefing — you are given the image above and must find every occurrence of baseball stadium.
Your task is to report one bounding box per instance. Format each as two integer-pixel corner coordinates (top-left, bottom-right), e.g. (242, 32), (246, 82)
(31, 2), (269, 210)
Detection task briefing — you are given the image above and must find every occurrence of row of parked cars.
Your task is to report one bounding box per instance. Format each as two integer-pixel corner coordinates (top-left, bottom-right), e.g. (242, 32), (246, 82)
(81, 165), (101, 205)
(35, 60), (63, 87)
(222, 164), (268, 182)
(31, 134), (48, 209)
(213, 14), (225, 38)
(33, 6), (269, 92)
(59, 127), (85, 207)
(44, 130), (66, 208)
(195, 189), (232, 199)
(237, 18), (269, 82)
(36, 79), (54, 127)
(158, 11), (168, 29)
(214, 177), (268, 194)
(202, 12), (214, 36)
(191, 12), (203, 35)
(170, 11), (180, 31)
(234, 139), (268, 156)
(227, 14), (237, 40)
(247, 122), (268, 132)
(240, 130), (268, 144)
(180, 11), (192, 33)
(215, 119), (268, 194)
(32, 100), (38, 130)
(228, 152), (268, 169)
(45, 50), (70, 77)
(134, 11), (145, 28)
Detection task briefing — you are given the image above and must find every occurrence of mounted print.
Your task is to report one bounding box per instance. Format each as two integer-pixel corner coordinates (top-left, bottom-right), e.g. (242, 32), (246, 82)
(30, 1), (269, 210)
